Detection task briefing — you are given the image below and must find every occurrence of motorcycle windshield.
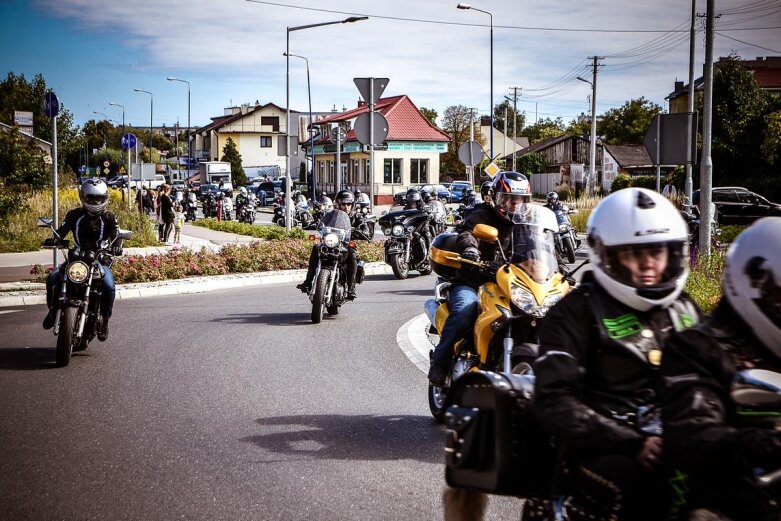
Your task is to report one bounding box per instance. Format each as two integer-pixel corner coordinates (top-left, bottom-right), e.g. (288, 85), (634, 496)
(507, 208), (560, 284)
(320, 227), (347, 244)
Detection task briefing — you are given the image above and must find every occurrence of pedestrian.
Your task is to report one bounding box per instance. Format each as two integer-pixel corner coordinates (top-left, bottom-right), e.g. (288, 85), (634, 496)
(158, 184), (175, 244)
(173, 204), (185, 244)
(662, 177), (677, 199)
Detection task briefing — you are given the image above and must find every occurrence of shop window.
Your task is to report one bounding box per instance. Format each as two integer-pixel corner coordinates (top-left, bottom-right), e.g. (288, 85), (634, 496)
(383, 158), (402, 184)
(410, 159), (428, 184)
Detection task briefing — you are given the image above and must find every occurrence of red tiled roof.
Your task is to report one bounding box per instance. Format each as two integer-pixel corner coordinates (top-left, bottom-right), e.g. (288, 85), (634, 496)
(753, 68), (781, 89)
(312, 95), (450, 144)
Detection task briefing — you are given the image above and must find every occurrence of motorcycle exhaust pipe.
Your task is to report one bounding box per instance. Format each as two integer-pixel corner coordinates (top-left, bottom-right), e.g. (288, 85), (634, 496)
(424, 299), (439, 327)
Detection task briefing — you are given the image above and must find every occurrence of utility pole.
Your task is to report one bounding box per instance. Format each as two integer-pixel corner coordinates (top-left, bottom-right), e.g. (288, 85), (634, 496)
(587, 56), (604, 195)
(469, 108), (475, 184)
(685, 0), (697, 207)
(699, 0), (715, 257)
(503, 104), (507, 164)
(509, 87), (521, 171)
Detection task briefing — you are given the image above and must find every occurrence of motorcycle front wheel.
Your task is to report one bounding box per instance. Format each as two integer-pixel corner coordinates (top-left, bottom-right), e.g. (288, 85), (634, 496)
(510, 356), (535, 375)
(311, 269), (330, 324)
(428, 382), (448, 423)
(562, 235), (576, 264)
(390, 254), (409, 280)
(55, 306), (78, 367)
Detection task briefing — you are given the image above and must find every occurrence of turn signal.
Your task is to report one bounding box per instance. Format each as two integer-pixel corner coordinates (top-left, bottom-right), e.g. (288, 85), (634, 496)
(348, 240), (357, 248)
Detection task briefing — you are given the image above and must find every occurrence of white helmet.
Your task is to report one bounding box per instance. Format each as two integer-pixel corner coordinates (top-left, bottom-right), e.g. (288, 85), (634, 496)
(723, 217), (781, 356)
(587, 188), (689, 311)
(239, 187), (247, 195)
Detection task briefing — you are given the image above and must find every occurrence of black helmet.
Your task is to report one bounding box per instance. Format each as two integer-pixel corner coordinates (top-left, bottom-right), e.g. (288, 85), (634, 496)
(406, 190), (422, 206)
(480, 181), (493, 199)
(79, 179), (109, 216)
(430, 233), (460, 280)
(354, 189), (362, 197)
(547, 191), (559, 205)
(335, 189), (355, 209)
(422, 192), (432, 203)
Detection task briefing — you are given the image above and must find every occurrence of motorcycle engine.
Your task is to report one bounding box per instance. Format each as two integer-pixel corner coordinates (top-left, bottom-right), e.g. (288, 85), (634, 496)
(452, 358), (475, 380)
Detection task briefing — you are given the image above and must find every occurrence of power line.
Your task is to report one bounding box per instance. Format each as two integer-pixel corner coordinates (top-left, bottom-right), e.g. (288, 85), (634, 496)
(716, 31), (781, 53)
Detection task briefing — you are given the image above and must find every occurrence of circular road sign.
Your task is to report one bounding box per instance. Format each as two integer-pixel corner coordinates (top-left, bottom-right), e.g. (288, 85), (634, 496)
(43, 91), (60, 119)
(331, 127), (347, 143)
(354, 112), (389, 146)
(458, 141), (484, 166)
(121, 133), (137, 150)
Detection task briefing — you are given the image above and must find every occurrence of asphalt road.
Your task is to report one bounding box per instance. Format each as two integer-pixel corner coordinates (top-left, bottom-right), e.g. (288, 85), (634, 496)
(0, 272), (523, 520)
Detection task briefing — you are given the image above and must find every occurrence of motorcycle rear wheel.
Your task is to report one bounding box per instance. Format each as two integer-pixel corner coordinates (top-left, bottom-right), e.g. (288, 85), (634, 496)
(55, 306), (77, 367)
(428, 382), (448, 423)
(311, 269), (330, 324)
(390, 254), (409, 280)
(562, 236), (576, 264)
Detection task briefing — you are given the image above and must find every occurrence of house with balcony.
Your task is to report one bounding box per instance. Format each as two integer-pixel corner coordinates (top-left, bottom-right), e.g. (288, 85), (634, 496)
(191, 102), (304, 179)
(307, 95), (451, 204)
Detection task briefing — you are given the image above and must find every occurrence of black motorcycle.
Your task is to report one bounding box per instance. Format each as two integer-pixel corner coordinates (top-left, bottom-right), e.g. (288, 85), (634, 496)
(238, 199), (256, 224)
(202, 194), (218, 218)
(551, 205), (580, 264)
(378, 208), (435, 279)
(306, 226), (364, 324)
(272, 203), (286, 227)
(184, 192), (198, 222)
(351, 202), (376, 241)
(38, 217), (132, 367)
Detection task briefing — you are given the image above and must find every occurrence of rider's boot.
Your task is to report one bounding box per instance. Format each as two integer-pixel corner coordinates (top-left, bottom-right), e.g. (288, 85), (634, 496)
(97, 316), (110, 341)
(347, 284), (357, 300)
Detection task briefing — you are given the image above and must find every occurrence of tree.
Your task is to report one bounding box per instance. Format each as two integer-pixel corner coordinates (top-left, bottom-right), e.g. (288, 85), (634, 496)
(598, 97), (662, 145)
(220, 137), (246, 186)
(439, 105), (487, 177)
(514, 152), (548, 175)
(0, 125), (49, 189)
(492, 100), (525, 137)
(566, 117), (592, 137)
(419, 107), (438, 126)
(523, 117), (566, 144)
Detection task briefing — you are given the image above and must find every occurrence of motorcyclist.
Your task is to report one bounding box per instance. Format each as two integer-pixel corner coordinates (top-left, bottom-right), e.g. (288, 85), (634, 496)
(404, 189), (424, 211)
(42, 179), (118, 341)
(428, 171), (542, 385)
(533, 187), (700, 521)
(235, 187), (249, 215)
(427, 191), (448, 234)
(479, 181), (494, 206)
(544, 191), (566, 213)
(296, 189), (359, 300)
(319, 191), (334, 209)
(661, 217), (781, 521)
(354, 189), (370, 205)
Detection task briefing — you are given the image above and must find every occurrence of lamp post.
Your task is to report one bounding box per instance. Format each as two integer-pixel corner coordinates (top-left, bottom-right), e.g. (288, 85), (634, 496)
(109, 101), (130, 209)
(577, 75), (597, 195)
(285, 16), (368, 232)
(284, 52), (315, 197)
(133, 88), (153, 163)
(167, 77), (191, 182)
(457, 3), (493, 161)
(92, 111), (109, 152)
(108, 102), (125, 145)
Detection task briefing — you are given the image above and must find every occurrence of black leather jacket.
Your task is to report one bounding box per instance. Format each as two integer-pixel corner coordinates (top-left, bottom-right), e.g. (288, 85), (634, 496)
(55, 208), (118, 253)
(534, 272), (700, 457)
(453, 205), (513, 289)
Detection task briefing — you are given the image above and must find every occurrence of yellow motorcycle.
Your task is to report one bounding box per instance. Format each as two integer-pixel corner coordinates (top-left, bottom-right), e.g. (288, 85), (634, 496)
(425, 211), (572, 421)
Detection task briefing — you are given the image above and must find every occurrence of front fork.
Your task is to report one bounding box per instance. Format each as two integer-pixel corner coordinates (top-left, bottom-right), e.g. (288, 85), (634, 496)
(503, 322), (513, 373)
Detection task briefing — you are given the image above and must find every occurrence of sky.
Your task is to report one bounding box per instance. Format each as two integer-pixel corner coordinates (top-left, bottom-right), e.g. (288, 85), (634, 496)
(1, 0), (780, 133)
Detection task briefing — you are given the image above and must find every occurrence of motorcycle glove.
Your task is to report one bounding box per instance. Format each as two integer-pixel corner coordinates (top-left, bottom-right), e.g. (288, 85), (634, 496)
(462, 247), (481, 263)
(111, 245), (123, 257)
(43, 238), (57, 247)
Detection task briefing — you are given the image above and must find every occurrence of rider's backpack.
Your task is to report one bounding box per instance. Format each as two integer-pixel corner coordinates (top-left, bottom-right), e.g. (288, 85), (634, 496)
(444, 371), (557, 498)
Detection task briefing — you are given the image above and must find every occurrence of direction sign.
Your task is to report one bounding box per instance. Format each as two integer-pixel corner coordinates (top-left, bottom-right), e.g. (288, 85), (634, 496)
(43, 91), (60, 119)
(121, 133), (137, 150)
(458, 141), (484, 166)
(354, 112), (389, 146)
(643, 112), (697, 165)
(353, 78), (389, 105)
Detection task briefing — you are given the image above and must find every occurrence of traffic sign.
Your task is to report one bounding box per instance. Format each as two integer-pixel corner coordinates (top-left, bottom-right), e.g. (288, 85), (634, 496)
(353, 78), (389, 105)
(331, 127), (347, 143)
(43, 91), (60, 118)
(103, 161), (110, 168)
(354, 112), (389, 146)
(458, 141), (484, 166)
(643, 112), (697, 165)
(484, 161), (501, 177)
(121, 133), (137, 150)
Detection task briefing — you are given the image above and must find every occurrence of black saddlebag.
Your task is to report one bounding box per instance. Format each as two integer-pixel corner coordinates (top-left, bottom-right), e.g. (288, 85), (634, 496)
(444, 371), (556, 498)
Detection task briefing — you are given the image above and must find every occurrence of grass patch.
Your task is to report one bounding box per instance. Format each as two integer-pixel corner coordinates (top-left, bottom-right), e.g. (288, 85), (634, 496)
(685, 251), (725, 312)
(0, 188), (159, 252)
(193, 218), (307, 240)
(567, 195), (602, 233)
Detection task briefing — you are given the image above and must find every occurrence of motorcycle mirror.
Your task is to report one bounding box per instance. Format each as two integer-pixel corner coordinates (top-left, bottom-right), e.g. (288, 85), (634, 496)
(37, 217), (53, 228)
(472, 224), (499, 243)
(117, 229), (134, 240)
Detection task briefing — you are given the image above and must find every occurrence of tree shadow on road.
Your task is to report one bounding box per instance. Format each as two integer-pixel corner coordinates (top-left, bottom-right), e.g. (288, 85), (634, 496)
(210, 312), (313, 326)
(240, 413), (444, 464)
(375, 288), (432, 297)
(0, 347), (60, 370)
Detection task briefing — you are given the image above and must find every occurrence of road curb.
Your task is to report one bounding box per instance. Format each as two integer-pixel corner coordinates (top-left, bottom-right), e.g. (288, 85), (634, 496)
(0, 262), (395, 308)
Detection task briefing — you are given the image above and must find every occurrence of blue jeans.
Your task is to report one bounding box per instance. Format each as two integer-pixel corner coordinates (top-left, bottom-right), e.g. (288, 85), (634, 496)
(432, 283), (479, 365)
(46, 263), (116, 318)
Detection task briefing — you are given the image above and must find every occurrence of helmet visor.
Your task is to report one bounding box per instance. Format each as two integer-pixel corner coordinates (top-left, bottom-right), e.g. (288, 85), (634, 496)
(496, 193), (531, 223)
(82, 192), (108, 206)
(602, 241), (688, 299)
(746, 258), (781, 330)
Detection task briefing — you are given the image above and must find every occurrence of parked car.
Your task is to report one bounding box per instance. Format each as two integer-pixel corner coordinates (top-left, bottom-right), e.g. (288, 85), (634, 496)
(693, 186), (781, 225)
(105, 175), (128, 189)
(448, 181), (473, 203)
(256, 180), (284, 205)
(420, 184), (452, 201)
(198, 183), (221, 200)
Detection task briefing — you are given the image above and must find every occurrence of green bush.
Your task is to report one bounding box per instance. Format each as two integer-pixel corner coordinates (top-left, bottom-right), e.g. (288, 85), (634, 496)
(629, 175), (659, 191)
(552, 183), (574, 201)
(193, 218), (306, 240)
(610, 174), (631, 192)
(685, 251), (725, 312)
(718, 225), (746, 244)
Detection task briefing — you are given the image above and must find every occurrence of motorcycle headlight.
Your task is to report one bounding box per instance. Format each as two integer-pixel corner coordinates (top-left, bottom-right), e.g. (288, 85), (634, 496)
(391, 224), (405, 237)
(362, 207), (369, 214)
(510, 286), (560, 319)
(323, 233), (340, 248)
(67, 261), (90, 283)
(559, 224), (569, 232)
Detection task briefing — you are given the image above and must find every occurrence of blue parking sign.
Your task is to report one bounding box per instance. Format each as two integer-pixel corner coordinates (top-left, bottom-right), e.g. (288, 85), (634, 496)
(121, 133), (137, 150)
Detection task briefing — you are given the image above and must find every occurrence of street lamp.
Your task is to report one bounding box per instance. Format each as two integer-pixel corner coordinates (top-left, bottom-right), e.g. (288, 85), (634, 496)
(92, 111), (109, 150)
(284, 52), (315, 197)
(167, 77), (191, 181)
(577, 75), (597, 195)
(133, 88), (153, 163)
(108, 101), (125, 146)
(457, 3), (493, 161)
(285, 16), (368, 232)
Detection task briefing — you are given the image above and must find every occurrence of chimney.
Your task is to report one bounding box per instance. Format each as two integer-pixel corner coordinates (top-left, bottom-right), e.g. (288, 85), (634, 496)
(674, 80), (684, 92)
(358, 98), (366, 107)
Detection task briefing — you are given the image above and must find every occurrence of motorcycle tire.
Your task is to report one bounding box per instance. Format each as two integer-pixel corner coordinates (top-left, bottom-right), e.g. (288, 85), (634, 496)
(311, 269), (330, 324)
(55, 306), (77, 367)
(367, 222), (376, 238)
(428, 382), (448, 423)
(390, 254), (409, 280)
(562, 236), (576, 264)
(418, 262), (433, 276)
(510, 356), (535, 376)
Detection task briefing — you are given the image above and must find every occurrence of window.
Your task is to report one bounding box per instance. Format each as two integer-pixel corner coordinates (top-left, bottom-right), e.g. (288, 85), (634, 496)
(383, 158), (402, 184)
(410, 159), (428, 184)
(353, 160), (361, 184)
(261, 116), (279, 131)
(260, 136), (272, 148)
